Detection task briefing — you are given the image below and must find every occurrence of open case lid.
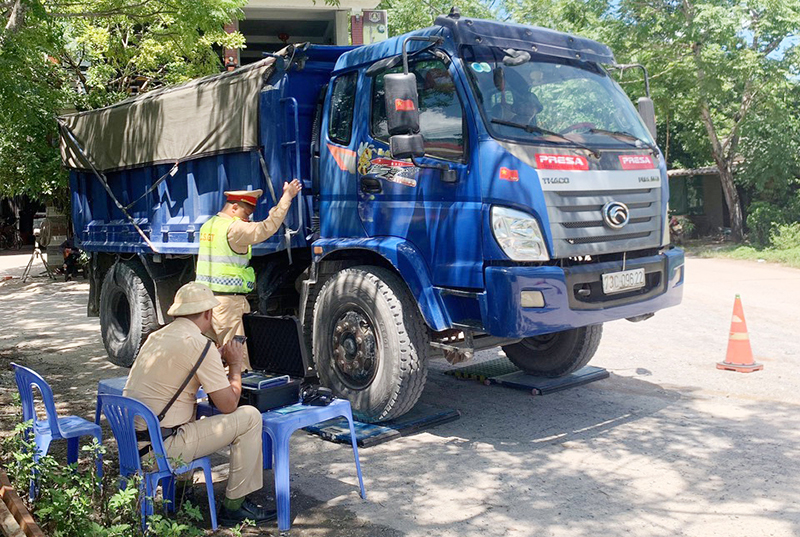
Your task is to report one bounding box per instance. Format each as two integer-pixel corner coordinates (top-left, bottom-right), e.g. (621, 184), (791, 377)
(242, 314), (312, 379)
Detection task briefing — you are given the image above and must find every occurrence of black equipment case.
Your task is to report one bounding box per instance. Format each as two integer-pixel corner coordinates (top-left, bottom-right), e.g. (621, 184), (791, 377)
(239, 314), (312, 412)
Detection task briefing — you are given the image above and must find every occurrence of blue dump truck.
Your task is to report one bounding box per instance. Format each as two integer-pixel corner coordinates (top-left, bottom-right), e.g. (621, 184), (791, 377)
(60, 11), (684, 422)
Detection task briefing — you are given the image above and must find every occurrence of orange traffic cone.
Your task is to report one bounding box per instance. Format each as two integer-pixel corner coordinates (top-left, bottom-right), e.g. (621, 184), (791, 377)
(717, 295), (763, 373)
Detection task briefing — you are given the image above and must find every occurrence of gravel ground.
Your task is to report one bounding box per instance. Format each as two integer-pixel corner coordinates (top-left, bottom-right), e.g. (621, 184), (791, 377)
(1, 247), (799, 537)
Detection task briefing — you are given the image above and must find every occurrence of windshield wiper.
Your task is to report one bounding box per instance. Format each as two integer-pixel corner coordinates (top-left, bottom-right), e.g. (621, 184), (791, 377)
(587, 128), (658, 155)
(491, 118), (600, 158)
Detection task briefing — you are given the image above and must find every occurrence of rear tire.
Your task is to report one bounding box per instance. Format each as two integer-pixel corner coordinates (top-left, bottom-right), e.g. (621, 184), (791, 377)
(99, 261), (160, 367)
(312, 266), (428, 423)
(502, 324), (603, 377)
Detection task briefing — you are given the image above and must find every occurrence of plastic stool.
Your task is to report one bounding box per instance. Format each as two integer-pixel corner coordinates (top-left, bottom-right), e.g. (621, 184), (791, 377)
(261, 398), (366, 531)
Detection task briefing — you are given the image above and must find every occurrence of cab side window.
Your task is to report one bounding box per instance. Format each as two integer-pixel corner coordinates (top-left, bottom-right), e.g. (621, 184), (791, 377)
(371, 60), (466, 161)
(328, 72), (358, 145)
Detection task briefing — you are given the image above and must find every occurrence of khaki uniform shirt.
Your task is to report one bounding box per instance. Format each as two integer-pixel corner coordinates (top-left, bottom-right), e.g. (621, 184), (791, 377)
(221, 197), (293, 254)
(123, 317), (230, 428)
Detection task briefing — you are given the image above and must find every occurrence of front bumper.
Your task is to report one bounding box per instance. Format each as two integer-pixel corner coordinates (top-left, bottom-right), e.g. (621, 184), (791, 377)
(479, 248), (684, 338)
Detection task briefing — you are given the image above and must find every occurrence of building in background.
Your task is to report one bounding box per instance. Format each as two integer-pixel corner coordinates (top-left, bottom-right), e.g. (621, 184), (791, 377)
(667, 166), (727, 236)
(351, 9), (389, 45)
(224, 0), (387, 67)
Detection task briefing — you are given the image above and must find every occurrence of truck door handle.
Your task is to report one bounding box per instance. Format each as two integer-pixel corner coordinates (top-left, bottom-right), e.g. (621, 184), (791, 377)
(360, 175), (383, 194)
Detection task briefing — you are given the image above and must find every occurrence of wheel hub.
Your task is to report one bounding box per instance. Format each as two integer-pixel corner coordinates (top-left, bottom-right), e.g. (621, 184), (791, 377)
(331, 310), (377, 389)
(524, 333), (558, 352)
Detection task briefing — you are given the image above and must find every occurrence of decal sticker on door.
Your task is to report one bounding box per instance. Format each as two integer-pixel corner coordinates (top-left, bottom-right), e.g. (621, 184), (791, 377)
(357, 142), (418, 187)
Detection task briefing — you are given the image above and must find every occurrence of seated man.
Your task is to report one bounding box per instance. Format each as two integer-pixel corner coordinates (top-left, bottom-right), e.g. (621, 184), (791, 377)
(123, 282), (273, 525)
(60, 237), (81, 281)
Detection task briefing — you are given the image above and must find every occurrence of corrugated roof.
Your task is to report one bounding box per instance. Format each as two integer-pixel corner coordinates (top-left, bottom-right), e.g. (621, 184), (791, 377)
(667, 166), (719, 178)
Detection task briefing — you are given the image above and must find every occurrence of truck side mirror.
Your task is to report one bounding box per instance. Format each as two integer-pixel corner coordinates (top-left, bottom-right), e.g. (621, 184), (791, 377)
(385, 73), (420, 135)
(390, 134), (424, 160)
(385, 73), (425, 160)
(638, 97), (657, 140)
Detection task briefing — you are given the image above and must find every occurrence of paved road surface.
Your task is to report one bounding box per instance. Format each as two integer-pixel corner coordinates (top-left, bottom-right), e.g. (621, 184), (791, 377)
(1, 250), (798, 536)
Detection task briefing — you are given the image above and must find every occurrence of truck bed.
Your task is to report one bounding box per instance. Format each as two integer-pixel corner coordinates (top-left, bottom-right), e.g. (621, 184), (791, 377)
(66, 44), (352, 256)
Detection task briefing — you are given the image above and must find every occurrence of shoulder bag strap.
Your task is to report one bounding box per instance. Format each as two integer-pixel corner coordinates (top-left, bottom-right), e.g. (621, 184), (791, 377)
(157, 339), (213, 422)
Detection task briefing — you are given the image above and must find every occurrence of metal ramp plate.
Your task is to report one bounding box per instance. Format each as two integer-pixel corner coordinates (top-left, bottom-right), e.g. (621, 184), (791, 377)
(444, 357), (608, 395)
(492, 366), (609, 395)
(304, 403), (460, 448)
(442, 357), (519, 382)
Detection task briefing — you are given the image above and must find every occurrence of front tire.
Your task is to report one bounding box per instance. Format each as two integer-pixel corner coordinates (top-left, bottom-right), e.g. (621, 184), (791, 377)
(312, 266), (428, 423)
(99, 261), (160, 367)
(502, 324), (603, 377)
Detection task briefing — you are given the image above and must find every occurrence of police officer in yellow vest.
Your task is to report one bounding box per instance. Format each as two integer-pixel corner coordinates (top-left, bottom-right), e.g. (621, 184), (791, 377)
(196, 180), (302, 370)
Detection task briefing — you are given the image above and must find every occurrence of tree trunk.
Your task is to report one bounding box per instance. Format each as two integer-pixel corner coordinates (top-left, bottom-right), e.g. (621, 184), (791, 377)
(3, 0), (24, 34)
(716, 160), (744, 241)
(695, 88), (745, 242)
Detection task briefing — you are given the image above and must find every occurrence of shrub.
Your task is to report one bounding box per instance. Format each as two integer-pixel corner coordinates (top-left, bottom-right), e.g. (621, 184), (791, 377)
(0, 411), (247, 536)
(746, 202), (785, 247)
(771, 222), (800, 250)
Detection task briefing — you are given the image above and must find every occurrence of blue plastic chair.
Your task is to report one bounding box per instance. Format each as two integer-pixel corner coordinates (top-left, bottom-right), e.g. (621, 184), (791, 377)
(95, 376), (210, 423)
(261, 398), (366, 531)
(97, 394), (218, 531)
(10, 362), (102, 497)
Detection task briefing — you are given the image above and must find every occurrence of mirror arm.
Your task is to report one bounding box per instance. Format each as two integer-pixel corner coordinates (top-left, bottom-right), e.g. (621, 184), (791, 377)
(411, 157), (457, 184)
(402, 36), (445, 75)
(611, 63), (650, 98)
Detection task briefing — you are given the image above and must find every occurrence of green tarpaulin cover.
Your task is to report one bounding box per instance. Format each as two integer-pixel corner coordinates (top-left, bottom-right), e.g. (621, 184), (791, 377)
(59, 56), (278, 173)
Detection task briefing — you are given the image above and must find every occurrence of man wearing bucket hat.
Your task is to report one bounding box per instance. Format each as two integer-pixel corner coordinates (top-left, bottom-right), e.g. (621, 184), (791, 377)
(124, 282), (275, 525)
(196, 180), (303, 370)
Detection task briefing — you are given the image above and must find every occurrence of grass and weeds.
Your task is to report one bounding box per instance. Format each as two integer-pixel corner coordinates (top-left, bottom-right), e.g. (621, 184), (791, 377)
(682, 222), (800, 268)
(0, 395), (251, 536)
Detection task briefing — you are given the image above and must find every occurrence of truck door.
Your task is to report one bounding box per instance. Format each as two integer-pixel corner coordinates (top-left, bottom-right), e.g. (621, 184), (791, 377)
(319, 71), (367, 239)
(358, 58), (483, 289)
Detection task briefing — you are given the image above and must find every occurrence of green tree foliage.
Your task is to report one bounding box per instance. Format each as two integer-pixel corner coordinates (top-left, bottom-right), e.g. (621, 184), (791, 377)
(504, 0), (607, 36)
(505, 0), (800, 242)
(0, 0), (247, 205)
(378, 0), (499, 37)
(736, 81), (800, 222)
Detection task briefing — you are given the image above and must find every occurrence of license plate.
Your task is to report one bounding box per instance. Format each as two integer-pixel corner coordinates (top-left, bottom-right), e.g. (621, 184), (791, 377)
(602, 268), (646, 294)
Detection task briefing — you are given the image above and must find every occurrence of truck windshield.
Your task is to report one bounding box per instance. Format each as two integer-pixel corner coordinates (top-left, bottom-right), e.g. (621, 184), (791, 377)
(461, 45), (655, 149)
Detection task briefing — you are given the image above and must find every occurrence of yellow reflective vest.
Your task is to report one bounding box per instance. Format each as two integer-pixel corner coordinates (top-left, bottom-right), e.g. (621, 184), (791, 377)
(196, 215), (255, 294)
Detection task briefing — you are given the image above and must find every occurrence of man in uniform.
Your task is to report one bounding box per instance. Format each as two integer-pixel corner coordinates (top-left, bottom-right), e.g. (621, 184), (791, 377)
(124, 282), (274, 525)
(196, 180), (302, 370)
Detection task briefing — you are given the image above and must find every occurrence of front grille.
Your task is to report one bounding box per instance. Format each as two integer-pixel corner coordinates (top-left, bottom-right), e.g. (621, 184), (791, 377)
(567, 231), (651, 244)
(561, 216), (651, 229)
(544, 187), (662, 257)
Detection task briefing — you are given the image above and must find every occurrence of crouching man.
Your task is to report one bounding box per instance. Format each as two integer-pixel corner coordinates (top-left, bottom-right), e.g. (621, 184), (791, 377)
(123, 282), (273, 525)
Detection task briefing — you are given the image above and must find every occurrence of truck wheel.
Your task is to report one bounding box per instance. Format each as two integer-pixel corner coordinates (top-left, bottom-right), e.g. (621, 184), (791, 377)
(502, 324), (603, 377)
(313, 266), (428, 423)
(99, 261), (159, 367)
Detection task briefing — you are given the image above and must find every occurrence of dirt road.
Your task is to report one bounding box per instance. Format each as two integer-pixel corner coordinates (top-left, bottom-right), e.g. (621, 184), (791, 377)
(1, 249), (799, 537)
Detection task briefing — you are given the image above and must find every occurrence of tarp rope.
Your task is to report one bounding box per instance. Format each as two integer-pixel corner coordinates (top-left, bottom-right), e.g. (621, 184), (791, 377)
(57, 119), (158, 253)
(120, 124), (242, 211)
(123, 162), (179, 211)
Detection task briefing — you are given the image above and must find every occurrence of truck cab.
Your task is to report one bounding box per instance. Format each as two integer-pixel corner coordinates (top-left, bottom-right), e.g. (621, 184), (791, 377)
(308, 14), (683, 419)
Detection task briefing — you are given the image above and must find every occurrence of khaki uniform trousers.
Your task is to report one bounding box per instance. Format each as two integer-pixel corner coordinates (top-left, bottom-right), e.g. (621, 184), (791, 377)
(164, 405), (263, 500)
(211, 294), (252, 370)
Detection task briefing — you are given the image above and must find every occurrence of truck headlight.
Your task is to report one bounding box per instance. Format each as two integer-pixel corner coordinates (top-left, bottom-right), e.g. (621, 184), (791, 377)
(491, 206), (549, 261)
